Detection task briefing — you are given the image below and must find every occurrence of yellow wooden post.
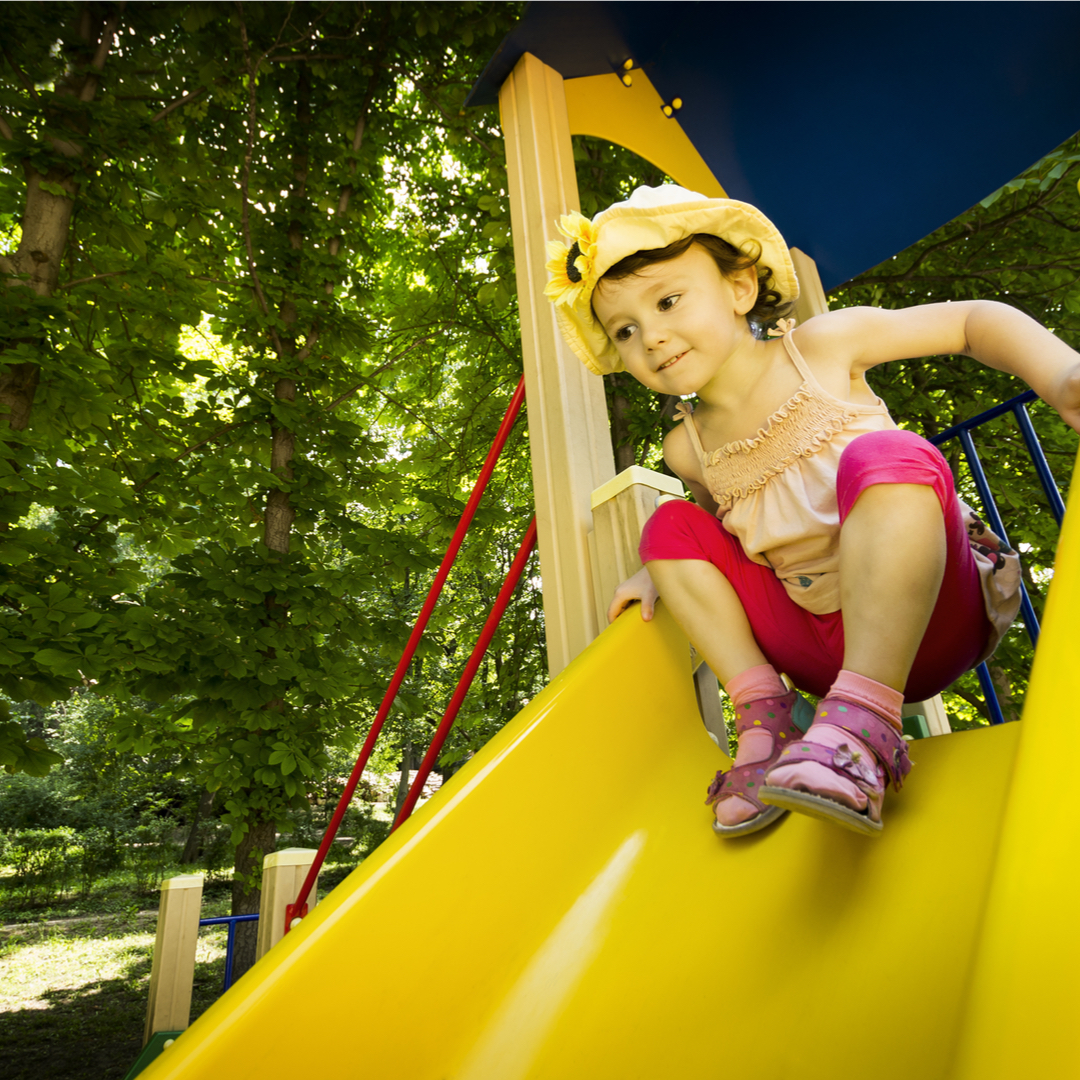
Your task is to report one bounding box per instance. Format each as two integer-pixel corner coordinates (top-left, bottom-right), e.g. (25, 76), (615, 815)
(143, 874), (204, 1045)
(256, 848), (319, 960)
(500, 52), (616, 678)
(587, 466), (684, 629)
(789, 247), (829, 327)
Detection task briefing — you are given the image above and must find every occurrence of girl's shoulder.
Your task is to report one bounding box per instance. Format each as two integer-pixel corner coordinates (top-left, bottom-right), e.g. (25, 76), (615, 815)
(794, 303), (974, 373)
(789, 308), (867, 361)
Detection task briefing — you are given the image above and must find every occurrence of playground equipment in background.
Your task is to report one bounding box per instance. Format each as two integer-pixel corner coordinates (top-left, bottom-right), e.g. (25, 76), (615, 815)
(131, 849), (319, 1077)
(929, 389), (1066, 724)
(135, 4), (1080, 1076)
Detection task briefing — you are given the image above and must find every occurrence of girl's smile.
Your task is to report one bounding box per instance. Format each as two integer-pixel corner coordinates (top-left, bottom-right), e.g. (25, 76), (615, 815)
(592, 244), (760, 397)
(657, 351), (683, 372)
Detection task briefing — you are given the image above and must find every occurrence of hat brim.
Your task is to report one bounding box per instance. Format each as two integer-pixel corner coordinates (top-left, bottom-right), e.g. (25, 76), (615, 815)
(555, 196), (798, 376)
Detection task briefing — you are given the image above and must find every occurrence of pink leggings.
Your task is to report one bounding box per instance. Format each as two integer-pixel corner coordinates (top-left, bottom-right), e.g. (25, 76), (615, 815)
(639, 430), (989, 702)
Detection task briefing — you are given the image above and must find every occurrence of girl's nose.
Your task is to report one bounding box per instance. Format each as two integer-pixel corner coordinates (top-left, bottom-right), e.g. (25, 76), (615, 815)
(642, 322), (667, 351)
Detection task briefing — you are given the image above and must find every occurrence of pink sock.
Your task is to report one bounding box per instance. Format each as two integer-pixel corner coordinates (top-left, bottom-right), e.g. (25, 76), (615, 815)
(827, 670), (904, 732)
(725, 664), (788, 709)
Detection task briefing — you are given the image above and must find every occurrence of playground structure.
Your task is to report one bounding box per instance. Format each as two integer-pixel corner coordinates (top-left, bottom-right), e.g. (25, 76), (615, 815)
(135, 4), (1080, 1077)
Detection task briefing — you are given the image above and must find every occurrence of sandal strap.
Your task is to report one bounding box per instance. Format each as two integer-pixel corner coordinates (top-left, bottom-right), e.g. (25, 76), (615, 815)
(706, 689), (814, 814)
(765, 739), (884, 793)
(813, 700), (912, 791)
(733, 690), (805, 742)
(705, 760), (771, 810)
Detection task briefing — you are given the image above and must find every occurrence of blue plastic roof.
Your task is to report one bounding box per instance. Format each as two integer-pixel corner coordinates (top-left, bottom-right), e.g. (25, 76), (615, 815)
(468, 1), (1080, 290)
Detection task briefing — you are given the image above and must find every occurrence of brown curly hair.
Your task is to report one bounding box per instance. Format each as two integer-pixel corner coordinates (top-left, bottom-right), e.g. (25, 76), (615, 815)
(598, 233), (792, 327)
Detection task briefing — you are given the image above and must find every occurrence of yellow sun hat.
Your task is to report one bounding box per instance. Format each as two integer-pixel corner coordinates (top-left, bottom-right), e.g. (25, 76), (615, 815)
(544, 184), (799, 376)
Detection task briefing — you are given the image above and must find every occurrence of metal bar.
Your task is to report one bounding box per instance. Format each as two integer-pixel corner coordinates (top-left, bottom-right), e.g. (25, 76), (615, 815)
(957, 429), (1014, 547)
(958, 429), (1040, 646)
(285, 376), (527, 934)
(392, 518), (539, 831)
(1012, 402), (1067, 526)
(198, 913), (260, 993)
(197, 914), (261, 926)
(975, 662), (1007, 726)
(930, 389), (1037, 446)
(223, 920), (236, 992)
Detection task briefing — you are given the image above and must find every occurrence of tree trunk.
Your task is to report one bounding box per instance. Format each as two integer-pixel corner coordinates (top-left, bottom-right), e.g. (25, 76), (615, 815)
(635, 393), (680, 468)
(181, 788), (216, 864)
(394, 744), (414, 819)
(229, 817), (277, 981)
(1, 7), (117, 432)
(609, 374), (635, 472)
(229, 62), (310, 969)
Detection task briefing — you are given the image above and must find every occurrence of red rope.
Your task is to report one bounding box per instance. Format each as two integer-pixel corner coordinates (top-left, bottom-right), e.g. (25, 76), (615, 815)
(284, 376), (526, 933)
(391, 517), (538, 831)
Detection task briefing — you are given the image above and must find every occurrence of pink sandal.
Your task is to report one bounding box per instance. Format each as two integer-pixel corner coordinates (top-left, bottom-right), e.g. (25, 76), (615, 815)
(706, 690), (809, 838)
(758, 699), (912, 836)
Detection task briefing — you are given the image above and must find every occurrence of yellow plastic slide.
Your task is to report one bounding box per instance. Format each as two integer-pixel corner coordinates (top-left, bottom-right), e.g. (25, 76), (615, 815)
(141, 487), (1080, 1080)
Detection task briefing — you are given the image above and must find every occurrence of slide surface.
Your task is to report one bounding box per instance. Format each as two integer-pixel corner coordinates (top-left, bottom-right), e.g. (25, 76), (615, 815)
(139, 555), (1080, 1080)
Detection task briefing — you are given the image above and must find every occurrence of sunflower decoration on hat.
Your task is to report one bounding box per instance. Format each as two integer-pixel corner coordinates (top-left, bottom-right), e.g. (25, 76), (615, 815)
(544, 212), (599, 309)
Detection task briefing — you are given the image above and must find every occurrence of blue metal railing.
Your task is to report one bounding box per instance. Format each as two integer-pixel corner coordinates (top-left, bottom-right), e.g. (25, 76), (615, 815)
(199, 912), (259, 991)
(929, 389), (1066, 725)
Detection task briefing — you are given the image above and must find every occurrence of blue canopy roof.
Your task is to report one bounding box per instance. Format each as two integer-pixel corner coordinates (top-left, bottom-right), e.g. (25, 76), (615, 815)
(469, 2), (1080, 290)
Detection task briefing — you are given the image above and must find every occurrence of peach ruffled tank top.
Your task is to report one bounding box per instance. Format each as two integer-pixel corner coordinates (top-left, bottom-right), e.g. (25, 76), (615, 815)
(676, 331), (1020, 661)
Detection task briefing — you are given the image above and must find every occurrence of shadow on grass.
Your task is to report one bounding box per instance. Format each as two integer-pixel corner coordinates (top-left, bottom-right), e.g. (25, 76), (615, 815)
(0, 864), (365, 1079)
(0, 941), (227, 1080)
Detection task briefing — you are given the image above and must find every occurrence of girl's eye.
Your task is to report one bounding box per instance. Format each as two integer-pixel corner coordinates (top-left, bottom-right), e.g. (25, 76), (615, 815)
(658, 294), (680, 312)
(613, 324), (636, 343)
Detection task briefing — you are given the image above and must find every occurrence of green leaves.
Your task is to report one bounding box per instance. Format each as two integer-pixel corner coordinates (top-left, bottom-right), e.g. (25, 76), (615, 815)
(0, 720), (63, 777)
(0, 3), (542, 894)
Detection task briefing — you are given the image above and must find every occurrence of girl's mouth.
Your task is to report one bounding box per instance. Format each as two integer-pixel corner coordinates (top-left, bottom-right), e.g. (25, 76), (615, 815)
(657, 351), (686, 372)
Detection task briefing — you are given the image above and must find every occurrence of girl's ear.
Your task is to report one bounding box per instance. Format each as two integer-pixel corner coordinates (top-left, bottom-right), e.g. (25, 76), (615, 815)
(731, 265), (758, 316)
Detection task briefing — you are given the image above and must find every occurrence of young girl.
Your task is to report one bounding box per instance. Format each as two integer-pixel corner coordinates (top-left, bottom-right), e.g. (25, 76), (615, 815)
(545, 184), (1080, 838)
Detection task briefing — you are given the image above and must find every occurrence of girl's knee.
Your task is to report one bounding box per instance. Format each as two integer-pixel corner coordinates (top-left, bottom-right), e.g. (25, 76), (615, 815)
(837, 430), (953, 517)
(639, 497), (732, 563)
(839, 429), (943, 471)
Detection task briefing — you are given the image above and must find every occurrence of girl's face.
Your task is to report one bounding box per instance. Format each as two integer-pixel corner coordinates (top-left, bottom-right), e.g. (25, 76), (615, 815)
(592, 244), (758, 396)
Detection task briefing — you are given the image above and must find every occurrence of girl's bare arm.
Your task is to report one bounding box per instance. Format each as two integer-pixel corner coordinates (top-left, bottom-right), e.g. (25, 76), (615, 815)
(802, 301), (1080, 432)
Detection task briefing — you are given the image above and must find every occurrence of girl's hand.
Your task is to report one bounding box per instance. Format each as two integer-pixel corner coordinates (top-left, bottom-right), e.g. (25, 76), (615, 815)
(608, 565), (659, 624)
(1044, 360), (1080, 434)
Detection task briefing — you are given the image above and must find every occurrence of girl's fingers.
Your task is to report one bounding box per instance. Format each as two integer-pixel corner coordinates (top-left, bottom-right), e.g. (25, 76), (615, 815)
(608, 568), (658, 623)
(607, 593), (631, 623)
(608, 593), (643, 623)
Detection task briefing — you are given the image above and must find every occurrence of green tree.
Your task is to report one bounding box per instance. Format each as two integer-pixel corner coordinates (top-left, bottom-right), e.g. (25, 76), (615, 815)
(0, 0), (532, 973)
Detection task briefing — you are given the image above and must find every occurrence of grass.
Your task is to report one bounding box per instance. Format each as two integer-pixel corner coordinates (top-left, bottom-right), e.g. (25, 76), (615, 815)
(0, 896), (230, 1080)
(0, 813), (387, 1080)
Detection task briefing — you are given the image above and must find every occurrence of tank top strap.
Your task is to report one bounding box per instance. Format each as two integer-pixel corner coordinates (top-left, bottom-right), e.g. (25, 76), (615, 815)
(781, 325), (892, 415)
(674, 401), (708, 464)
(781, 331), (815, 382)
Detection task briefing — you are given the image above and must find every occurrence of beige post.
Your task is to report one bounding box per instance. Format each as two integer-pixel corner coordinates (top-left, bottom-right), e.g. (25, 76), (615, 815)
(256, 848), (319, 961)
(143, 874), (204, 1045)
(500, 52), (617, 677)
(791, 248), (951, 735)
(903, 698), (952, 737)
(789, 247), (830, 327)
(588, 466), (685, 627)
